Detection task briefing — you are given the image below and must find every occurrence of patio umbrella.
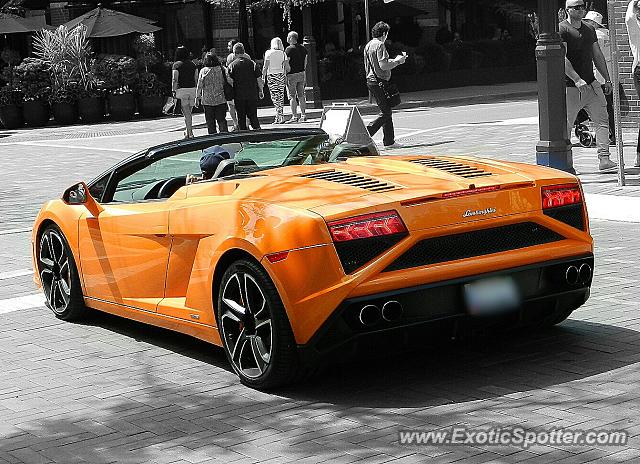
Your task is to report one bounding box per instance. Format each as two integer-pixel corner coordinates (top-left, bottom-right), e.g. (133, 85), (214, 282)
(64, 7), (161, 38)
(0, 12), (48, 34)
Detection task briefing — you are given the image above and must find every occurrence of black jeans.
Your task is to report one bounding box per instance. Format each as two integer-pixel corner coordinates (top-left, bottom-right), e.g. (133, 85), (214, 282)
(234, 98), (260, 130)
(366, 80), (395, 146)
(204, 103), (229, 134)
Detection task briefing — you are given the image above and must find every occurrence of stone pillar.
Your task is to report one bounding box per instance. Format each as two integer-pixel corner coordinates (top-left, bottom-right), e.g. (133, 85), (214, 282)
(535, 0), (574, 173)
(303, 6), (322, 109)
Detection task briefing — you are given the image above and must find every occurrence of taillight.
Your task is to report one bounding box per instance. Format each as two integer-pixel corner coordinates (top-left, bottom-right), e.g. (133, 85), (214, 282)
(542, 184), (582, 209)
(327, 211), (407, 242)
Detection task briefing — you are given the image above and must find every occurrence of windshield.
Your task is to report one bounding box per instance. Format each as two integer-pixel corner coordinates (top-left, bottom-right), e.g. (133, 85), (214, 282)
(109, 134), (339, 203)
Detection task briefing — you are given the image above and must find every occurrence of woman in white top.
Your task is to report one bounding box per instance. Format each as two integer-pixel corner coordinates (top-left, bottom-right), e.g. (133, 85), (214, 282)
(263, 37), (289, 124)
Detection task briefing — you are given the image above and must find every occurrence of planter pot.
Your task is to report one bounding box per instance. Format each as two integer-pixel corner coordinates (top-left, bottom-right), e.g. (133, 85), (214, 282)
(78, 96), (104, 123)
(108, 93), (136, 121)
(138, 95), (165, 118)
(52, 102), (79, 125)
(0, 104), (24, 129)
(23, 100), (50, 127)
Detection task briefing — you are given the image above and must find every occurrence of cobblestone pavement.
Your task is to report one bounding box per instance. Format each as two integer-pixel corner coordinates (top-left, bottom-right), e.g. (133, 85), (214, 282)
(2, 96), (640, 463)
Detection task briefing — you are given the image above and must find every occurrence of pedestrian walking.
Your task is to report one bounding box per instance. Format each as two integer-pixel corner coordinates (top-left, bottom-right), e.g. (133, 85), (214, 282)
(228, 43), (263, 130)
(284, 31), (308, 123)
(172, 46), (199, 139)
(226, 39), (240, 130)
(560, 0), (616, 172)
(263, 37), (289, 124)
(625, 0), (640, 167)
(583, 11), (616, 143)
(196, 52), (229, 134)
(364, 21), (406, 150)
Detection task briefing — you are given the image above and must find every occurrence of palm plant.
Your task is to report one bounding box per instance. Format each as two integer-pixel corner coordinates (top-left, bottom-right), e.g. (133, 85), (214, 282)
(33, 25), (94, 99)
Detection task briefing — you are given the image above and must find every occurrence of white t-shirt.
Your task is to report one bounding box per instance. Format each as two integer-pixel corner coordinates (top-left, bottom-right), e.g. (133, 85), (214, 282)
(264, 49), (287, 74)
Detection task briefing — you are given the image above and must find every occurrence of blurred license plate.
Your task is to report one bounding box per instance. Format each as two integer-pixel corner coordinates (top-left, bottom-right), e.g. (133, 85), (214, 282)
(464, 276), (521, 316)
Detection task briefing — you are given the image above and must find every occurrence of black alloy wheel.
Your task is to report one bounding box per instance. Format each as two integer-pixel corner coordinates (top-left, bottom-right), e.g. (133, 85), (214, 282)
(217, 259), (299, 389)
(38, 225), (86, 321)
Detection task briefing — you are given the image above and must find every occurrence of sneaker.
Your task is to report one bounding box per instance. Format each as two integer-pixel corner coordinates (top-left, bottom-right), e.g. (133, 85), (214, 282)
(598, 158), (618, 172)
(381, 142), (404, 150)
(284, 116), (299, 124)
(299, 114), (307, 122)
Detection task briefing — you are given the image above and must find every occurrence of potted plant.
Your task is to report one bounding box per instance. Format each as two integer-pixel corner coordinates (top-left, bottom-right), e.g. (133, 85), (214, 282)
(13, 58), (50, 127)
(0, 85), (24, 129)
(135, 72), (167, 118)
(33, 25), (95, 126)
(93, 54), (138, 120)
(50, 83), (80, 125)
(77, 81), (105, 123)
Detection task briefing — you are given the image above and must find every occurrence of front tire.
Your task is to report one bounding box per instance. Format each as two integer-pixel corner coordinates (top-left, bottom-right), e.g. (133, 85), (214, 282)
(38, 225), (86, 321)
(217, 259), (300, 389)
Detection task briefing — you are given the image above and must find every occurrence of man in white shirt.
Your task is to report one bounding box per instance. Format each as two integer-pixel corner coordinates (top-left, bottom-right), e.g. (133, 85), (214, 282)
(626, 0), (640, 166)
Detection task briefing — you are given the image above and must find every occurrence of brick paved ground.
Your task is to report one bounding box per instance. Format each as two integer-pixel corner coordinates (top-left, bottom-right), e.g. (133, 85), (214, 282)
(2, 91), (640, 463)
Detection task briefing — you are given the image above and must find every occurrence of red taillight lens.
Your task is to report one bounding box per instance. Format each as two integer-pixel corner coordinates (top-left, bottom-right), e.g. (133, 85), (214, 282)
(442, 185), (500, 198)
(327, 211), (407, 242)
(542, 184), (582, 209)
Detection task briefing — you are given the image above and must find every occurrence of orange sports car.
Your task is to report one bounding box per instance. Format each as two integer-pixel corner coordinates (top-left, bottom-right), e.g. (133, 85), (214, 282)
(32, 128), (593, 389)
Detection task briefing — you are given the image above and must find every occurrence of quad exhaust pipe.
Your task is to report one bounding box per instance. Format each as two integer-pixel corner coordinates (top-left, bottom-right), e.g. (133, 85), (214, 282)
(358, 301), (404, 326)
(565, 263), (592, 286)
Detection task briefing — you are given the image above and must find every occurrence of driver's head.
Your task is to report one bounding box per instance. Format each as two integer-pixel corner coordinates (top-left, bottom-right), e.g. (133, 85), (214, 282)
(200, 145), (235, 179)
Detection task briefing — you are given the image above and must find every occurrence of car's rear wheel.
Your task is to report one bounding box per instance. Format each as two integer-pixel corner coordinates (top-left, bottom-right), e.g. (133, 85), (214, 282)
(217, 259), (299, 389)
(38, 225), (86, 321)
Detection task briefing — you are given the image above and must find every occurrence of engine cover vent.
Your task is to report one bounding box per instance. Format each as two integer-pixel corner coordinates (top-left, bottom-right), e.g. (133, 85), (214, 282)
(410, 158), (492, 179)
(300, 170), (399, 193)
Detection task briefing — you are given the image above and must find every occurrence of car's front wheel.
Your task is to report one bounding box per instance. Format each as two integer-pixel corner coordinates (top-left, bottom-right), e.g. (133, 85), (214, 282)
(38, 225), (86, 321)
(217, 259), (299, 389)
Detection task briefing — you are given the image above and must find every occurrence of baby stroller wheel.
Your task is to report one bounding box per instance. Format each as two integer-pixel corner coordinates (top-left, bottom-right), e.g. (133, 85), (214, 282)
(575, 123), (595, 148)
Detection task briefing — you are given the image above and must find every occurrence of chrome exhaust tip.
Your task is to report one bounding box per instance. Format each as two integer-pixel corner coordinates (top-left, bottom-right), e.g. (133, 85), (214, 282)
(359, 304), (381, 326)
(566, 265), (579, 286)
(579, 263), (592, 284)
(381, 300), (403, 322)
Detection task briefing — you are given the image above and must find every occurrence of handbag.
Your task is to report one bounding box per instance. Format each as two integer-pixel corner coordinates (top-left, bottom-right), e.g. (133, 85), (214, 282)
(365, 47), (401, 108)
(220, 65), (234, 101)
(162, 96), (176, 114)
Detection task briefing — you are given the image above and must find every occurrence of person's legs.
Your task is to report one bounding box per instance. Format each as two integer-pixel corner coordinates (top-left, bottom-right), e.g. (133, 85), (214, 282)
(227, 100), (239, 129)
(602, 85), (615, 140)
(565, 86), (583, 141)
(287, 76), (298, 119)
(203, 105), (217, 134)
(235, 99), (248, 130)
(296, 73), (306, 118)
(634, 66), (640, 165)
(214, 103), (228, 132)
(366, 82), (394, 146)
(247, 99), (260, 129)
(583, 84), (611, 158)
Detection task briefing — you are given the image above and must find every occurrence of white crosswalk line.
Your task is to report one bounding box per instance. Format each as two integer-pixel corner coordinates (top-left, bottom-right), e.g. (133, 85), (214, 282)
(0, 293), (46, 314)
(0, 269), (33, 280)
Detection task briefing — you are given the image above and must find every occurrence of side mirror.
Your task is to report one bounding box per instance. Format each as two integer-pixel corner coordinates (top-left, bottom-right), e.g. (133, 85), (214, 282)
(63, 182), (103, 216)
(63, 182), (88, 205)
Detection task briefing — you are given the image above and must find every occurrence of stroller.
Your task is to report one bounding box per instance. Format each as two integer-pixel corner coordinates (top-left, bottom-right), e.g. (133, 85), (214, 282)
(574, 109), (596, 148)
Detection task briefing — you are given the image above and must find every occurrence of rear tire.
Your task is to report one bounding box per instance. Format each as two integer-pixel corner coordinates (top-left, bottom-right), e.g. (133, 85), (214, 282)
(37, 225), (86, 321)
(217, 259), (300, 389)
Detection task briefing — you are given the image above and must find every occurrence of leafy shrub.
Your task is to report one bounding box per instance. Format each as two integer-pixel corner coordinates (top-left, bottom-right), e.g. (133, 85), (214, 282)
(0, 85), (24, 106)
(134, 72), (168, 97)
(13, 58), (51, 102)
(92, 54), (139, 94)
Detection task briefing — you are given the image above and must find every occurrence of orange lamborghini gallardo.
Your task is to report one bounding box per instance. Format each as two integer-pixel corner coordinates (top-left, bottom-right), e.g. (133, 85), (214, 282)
(32, 129), (593, 388)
